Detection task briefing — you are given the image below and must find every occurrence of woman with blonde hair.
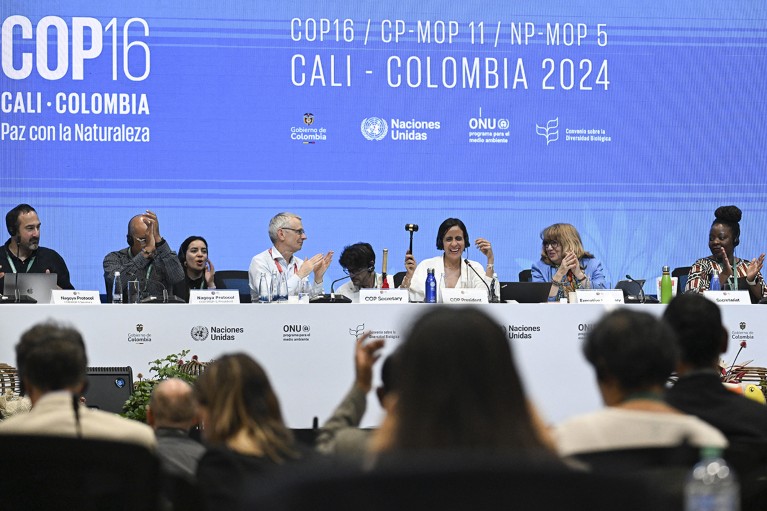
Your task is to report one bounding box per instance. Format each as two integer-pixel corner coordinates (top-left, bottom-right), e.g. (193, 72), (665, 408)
(531, 223), (608, 301)
(195, 353), (302, 510)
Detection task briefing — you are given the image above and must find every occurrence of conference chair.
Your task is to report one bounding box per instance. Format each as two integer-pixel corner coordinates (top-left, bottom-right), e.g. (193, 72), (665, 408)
(393, 271), (407, 288)
(0, 435), (161, 511)
(672, 266), (691, 293)
(519, 269), (532, 282)
(243, 450), (671, 511)
(214, 270), (251, 303)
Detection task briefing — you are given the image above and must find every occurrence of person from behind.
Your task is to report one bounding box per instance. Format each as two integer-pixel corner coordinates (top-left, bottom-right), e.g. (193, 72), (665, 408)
(530, 223), (608, 302)
(371, 307), (554, 456)
(554, 309), (726, 457)
(103, 210), (185, 300)
(194, 353), (303, 511)
(335, 243), (395, 302)
(316, 332), (394, 459)
(0, 203), (74, 290)
(172, 236), (216, 303)
(685, 205), (766, 303)
(0, 322), (155, 450)
(147, 378), (205, 479)
(400, 218), (497, 302)
(248, 212), (332, 298)
(663, 293), (767, 441)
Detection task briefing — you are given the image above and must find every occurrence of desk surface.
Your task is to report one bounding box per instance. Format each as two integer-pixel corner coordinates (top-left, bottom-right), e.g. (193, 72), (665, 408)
(1, 303), (764, 427)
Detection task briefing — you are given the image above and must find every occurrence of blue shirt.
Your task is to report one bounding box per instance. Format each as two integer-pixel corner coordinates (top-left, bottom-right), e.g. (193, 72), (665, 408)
(530, 257), (609, 301)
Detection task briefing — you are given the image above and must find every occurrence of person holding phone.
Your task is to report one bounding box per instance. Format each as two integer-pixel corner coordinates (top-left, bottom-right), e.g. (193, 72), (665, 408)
(172, 235), (216, 303)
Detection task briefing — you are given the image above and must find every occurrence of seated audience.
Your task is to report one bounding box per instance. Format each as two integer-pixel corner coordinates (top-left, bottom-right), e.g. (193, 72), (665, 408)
(0, 203), (74, 290)
(401, 219), (497, 302)
(555, 309), (726, 457)
(103, 210), (185, 300)
(315, 332), (392, 459)
(686, 205), (766, 303)
(371, 307), (554, 456)
(147, 378), (205, 479)
(0, 322), (155, 450)
(335, 243), (395, 302)
(530, 223), (608, 301)
(172, 235), (216, 302)
(663, 293), (767, 441)
(195, 353), (304, 510)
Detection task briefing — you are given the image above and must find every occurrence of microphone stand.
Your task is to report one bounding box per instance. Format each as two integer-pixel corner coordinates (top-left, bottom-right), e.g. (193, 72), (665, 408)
(464, 259), (499, 303)
(625, 274), (646, 304)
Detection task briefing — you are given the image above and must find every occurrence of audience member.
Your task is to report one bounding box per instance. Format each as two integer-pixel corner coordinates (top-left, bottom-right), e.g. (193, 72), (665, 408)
(0, 203), (73, 290)
(555, 309), (726, 457)
(147, 378), (205, 479)
(0, 322), (155, 449)
(663, 293), (767, 441)
(335, 243), (395, 302)
(248, 212), (332, 298)
(195, 353), (304, 510)
(172, 235), (216, 302)
(316, 332), (392, 458)
(371, 307), (553, 456)
(103, 210), (185, 300)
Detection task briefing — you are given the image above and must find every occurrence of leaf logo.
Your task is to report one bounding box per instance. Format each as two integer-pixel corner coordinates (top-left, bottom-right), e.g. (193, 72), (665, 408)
(536, 118), (559, 145)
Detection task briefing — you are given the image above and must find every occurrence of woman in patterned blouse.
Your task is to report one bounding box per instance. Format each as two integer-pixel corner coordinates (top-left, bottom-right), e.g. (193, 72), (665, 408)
(685, 205), (766, 303)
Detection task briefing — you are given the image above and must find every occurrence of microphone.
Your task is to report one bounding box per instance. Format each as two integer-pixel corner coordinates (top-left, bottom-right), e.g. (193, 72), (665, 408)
(405, 224), (419, 254)
(13, 235), (21, 302)
(330, 275), (350, 294)
(141, 278), (184, 303)
(624, 274), (655, 304)
(465, 259), (498, 303)
(309, 274), (352, 303)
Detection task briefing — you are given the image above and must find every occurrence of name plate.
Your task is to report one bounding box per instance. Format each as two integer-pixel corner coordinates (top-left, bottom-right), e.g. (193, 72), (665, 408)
(440, 288), (488, 304)
(703, 290), (751, 305)
(189, 289), (239, 304)
(572, 289), (624, 304)
(359, 288), (409, 304)
(51, 290), (100, 305)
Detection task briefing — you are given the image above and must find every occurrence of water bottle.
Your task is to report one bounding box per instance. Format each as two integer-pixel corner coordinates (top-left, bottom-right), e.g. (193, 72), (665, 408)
(710, 269), (722, 291)
(112, 271), (123, 304)
(490, 273), (499, 303)
(258, 273), (272, 303)
(684, 447), (739, 511)
(425, 268), (437, 303)
(271, 271), (280, 302)
(277, 272), (289, 302)
(660, 265), (673, 304)
(298, 277), (311, 302)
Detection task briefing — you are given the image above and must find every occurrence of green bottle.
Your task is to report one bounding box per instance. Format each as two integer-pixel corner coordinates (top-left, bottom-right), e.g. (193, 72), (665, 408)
(660, 265), (672, 304)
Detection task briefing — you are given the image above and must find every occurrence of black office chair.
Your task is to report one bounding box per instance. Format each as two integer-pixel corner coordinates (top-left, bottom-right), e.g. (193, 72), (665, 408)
(518, 269), (532, 282)
(0, 435), (161, 511)
(672, 266), (691, 293)
(214, 270), (251, 303)
(393, 271), (407, 288)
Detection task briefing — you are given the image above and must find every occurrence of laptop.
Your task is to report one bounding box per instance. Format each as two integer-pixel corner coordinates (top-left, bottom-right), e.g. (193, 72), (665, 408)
(3, 273), (57, 304)
(500, 282), (551, 303)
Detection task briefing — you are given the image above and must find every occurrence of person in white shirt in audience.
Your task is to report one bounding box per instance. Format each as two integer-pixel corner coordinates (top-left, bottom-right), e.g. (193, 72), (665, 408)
(335, 243), (395, 302)
(248, 212), (332, 298)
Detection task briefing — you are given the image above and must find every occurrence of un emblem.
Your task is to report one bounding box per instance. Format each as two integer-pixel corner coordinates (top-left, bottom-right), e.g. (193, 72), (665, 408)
(361, 117), (388, 141)
(191, 326), (209, 341)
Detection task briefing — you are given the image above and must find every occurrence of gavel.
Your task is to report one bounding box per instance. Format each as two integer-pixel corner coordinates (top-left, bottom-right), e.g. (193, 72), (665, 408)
(405, 224), (419, 254)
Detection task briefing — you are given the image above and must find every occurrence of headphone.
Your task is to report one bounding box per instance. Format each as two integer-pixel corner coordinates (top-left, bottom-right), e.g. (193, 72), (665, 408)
(126, 234), (134, 246)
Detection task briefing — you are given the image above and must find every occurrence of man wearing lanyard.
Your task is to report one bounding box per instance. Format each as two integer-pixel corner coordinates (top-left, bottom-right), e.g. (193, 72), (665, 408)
(0, 204), (73, 290)
(103, 210), (185, 300)
(248, 212), (333, 297)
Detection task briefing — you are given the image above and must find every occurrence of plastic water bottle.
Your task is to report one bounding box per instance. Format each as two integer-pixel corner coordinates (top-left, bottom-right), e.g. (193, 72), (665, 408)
(684, 447), (739, 511)
(425, 269), (437, 303)
(710, 269), (722, 291)
(660, 265), (673, 304)
(258, 273), (272, 303)
(112, 271), (123, 304)
(277, 272), (289, 302)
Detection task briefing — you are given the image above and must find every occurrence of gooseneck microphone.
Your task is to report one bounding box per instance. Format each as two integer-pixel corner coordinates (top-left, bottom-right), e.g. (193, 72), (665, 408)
(330, 275), (350, 294)
(465, 259), (498, 303)
(625, 274), (647, 304)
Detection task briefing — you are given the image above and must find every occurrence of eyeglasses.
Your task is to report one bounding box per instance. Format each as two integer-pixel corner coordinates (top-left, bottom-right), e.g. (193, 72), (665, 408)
(343, 267), (370, 277)
(282, 227), (306, 236)
(542, 240), (560, 249)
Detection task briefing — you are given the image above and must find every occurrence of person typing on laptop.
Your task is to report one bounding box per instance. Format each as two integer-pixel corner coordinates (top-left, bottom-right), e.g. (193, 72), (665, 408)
(0, 204), (73, 291)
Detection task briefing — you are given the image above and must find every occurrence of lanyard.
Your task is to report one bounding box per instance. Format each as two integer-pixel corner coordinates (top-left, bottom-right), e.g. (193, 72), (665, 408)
(5, 253), (36, 273)
(269, 248), (298, 274)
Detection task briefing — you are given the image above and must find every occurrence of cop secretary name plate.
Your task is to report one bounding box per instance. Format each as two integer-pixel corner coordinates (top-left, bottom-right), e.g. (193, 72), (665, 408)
(359, 288), (409, 304)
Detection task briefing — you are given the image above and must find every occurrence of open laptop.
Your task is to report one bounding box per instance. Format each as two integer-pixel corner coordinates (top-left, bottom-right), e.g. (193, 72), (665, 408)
(500, 282), (551, 303)
(3, 273), (57, 304)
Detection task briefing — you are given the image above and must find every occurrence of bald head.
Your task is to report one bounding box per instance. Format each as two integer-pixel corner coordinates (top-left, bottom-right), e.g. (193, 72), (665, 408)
(147, 378), (199, 430)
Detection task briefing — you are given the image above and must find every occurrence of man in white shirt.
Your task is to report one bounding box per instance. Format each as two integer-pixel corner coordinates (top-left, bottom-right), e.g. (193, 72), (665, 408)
(248, 212), (332, 298)
(335, 242), (395, 302)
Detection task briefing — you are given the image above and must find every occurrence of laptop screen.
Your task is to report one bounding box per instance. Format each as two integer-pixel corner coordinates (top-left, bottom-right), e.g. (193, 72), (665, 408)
(3, 273), (58, 304)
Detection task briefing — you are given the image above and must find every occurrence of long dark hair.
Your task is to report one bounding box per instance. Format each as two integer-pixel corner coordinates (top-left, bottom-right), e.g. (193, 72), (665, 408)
(391, 307), (546, 452)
